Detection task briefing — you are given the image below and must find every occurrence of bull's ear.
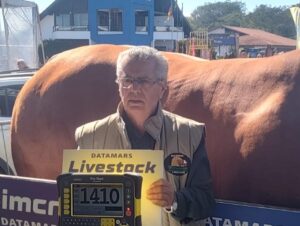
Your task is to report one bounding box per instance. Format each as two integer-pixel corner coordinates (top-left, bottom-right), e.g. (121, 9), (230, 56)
(160, 85), (169, 106)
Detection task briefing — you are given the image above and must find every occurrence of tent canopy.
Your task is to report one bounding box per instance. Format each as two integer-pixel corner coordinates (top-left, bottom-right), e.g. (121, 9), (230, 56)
(0, 0), (43, 72)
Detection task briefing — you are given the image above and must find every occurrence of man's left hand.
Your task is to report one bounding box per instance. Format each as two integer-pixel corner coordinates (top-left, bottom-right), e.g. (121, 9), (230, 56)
(146, 179), (175, 208)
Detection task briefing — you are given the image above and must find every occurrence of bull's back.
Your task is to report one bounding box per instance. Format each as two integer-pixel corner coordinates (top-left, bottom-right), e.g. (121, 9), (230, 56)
(165, 50), (300, 208)
(11, 45), (300, 208)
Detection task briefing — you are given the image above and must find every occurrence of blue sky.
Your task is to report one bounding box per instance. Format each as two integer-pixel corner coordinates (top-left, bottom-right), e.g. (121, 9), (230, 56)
(34, 0), (300, 16)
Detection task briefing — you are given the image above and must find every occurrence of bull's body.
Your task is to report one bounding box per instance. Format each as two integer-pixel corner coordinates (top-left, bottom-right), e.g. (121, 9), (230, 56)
(11, 45), (300, 209)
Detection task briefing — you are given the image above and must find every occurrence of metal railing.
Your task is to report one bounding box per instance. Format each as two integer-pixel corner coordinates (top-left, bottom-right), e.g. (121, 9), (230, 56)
(53, 25), (88, 31)
(154, 26), (183, 32)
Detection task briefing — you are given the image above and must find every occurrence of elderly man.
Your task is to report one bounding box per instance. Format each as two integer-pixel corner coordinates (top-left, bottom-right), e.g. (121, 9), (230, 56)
(75, 46), (215, 226)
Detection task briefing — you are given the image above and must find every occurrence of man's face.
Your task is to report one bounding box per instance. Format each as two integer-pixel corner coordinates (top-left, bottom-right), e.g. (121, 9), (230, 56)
(17, 61), (27, 70)
(118, 58), (166, 120)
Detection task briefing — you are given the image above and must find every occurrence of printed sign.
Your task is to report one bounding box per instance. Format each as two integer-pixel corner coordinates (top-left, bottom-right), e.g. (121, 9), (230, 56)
(62, 149), (164, 226)
(201, 200), (300, 226)
(209, 34), (236, 46)
(1, 173), (299, 226)
(0, 174), (58, 226)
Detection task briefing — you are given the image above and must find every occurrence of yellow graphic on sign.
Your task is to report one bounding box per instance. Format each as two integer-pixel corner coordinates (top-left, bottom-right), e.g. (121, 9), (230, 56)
(62, 149), (164, 226)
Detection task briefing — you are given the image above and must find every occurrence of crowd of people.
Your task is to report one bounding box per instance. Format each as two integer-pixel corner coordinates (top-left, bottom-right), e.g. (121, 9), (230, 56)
(211, 45), (284, 60)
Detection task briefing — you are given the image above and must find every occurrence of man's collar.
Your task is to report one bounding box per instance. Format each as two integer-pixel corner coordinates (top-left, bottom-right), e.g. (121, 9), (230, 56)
(116, 102), (164, 141)
(144, 103), (164, 140)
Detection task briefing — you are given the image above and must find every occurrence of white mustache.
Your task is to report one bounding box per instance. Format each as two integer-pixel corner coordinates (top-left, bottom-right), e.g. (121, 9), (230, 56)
(128, 90), (143, 97)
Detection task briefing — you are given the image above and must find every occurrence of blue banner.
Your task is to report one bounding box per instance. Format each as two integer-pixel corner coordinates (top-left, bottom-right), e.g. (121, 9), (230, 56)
(1, 175), (299, 226)
(210, 34), (236, 46)
(0, 175), (59, 226)
(203, 200), (300, 226)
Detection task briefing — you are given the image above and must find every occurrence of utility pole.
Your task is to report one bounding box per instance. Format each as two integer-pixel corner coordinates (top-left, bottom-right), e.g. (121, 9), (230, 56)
(290, 6), (300, 49)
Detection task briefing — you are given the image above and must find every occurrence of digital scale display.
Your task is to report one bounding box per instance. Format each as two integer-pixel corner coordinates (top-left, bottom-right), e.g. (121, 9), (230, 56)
(57, 173), (142, 226)
(72, 183), (124, 216)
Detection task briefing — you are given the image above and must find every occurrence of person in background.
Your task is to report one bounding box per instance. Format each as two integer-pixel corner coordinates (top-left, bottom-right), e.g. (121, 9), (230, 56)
(239, 49), (248, 58)
(17, 59), (29, 70)
(75, 46), (215, 226)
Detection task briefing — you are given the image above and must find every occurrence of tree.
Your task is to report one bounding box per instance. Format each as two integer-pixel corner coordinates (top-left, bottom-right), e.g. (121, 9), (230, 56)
(189, 1), (248, 30)
(247, 5), (296, 39)
(188, 1), (296, 39)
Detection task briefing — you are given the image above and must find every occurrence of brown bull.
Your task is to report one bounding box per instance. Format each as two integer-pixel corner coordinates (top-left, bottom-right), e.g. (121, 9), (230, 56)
(11, 44), (300, 209)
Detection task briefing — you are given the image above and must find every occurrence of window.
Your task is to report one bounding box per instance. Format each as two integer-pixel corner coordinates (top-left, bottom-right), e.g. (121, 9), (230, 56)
(74, 13), (88, 30)
(55, 14), (71, 30)
(98, 9), (123, 32)
(135, 10), (148, 32)
(98, 10), (109, 31)
(110, 9), (122, 31)
(0, 85), (24, 117)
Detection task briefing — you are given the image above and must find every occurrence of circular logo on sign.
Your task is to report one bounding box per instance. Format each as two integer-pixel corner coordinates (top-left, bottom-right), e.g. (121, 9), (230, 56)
(164, 153), (191, 176)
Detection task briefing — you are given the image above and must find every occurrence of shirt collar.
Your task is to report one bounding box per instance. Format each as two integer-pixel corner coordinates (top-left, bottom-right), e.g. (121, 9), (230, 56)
(116, 102), (164, 141)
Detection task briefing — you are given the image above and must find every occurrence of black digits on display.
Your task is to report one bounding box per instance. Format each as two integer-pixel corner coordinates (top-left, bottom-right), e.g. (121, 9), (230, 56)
(80, 187), (120, 204)
(57, 173), (142, 226)
(73, 184), (124, 216)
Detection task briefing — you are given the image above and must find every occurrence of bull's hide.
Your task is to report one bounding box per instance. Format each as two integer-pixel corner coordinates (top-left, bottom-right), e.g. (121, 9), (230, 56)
(11, 44), (300, 209)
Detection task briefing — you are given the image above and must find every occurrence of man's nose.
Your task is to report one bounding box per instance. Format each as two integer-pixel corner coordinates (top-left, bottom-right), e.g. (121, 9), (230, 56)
(131, 80), (141, 89)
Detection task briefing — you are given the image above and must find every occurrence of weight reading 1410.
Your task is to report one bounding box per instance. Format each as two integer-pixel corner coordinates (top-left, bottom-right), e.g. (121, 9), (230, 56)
(57, 173), (142, 226)
(73, 184), (123, 216)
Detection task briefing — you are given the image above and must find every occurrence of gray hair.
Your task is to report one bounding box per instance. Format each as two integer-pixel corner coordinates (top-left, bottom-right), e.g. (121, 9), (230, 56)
(116, 46), (168, 81)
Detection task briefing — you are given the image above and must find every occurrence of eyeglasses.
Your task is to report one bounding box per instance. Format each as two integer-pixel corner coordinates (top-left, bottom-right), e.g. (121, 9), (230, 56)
(116, 77), (161, 89)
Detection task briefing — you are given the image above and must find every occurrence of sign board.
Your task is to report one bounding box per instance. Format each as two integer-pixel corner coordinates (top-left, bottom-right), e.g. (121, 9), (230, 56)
(62, 149), (164, 226)
(210, 34), (236, 46)
(1, 164), (299, 226)
(202, 200), (300, 226)
(0, 174), (59, 226)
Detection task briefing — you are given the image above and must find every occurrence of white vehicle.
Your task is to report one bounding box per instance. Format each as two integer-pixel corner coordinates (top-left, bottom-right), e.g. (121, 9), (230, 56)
(0, 72), (33, 174)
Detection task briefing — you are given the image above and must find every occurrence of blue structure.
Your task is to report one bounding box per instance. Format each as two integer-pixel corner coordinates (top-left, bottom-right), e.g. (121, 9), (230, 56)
(89, 0), (154, 46)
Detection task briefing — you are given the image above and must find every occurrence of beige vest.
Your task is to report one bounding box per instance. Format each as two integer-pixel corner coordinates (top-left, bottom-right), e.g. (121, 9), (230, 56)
(75, 105), (205, 226)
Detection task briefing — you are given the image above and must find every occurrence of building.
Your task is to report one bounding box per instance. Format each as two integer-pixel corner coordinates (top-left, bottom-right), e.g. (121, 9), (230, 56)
(89, 0), (154, 46)
(40, 0), (191, 57)
(209, 25), (296, 58)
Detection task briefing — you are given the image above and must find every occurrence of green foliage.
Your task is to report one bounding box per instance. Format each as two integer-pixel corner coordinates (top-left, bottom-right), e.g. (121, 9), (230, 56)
(189, 1), (247, 30)
(247, 5), (296, 39)
(189, 1), (297, 38)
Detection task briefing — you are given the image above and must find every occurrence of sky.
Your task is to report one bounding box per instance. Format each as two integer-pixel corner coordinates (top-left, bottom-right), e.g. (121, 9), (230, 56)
(33, 0), (300, 16)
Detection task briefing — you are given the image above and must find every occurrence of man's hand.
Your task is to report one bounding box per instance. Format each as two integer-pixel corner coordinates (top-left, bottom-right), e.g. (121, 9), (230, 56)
(146, 179), (175, 208)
